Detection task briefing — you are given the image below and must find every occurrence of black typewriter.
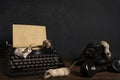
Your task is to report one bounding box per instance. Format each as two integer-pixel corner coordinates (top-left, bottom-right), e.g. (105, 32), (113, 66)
(5, 24), (64, 77)
(6, 45), (64, 77)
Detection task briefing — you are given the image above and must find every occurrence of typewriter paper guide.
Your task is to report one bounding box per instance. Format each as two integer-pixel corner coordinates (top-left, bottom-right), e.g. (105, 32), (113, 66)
(13, 24), (47, 48)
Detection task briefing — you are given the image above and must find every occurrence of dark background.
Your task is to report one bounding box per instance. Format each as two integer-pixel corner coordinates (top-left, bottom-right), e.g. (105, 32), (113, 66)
(0, 0), (120, 59)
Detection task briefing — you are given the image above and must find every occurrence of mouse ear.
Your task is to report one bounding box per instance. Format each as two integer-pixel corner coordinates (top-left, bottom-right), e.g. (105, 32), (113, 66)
(44, 71), (51, 79)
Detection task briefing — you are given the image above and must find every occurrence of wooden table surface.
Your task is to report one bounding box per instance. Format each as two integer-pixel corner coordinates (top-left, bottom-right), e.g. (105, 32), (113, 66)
(0, 58), (120, 80)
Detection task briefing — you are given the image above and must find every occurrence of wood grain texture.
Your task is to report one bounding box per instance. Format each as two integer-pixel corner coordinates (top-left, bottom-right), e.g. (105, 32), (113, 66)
(0, 58), (120, 80)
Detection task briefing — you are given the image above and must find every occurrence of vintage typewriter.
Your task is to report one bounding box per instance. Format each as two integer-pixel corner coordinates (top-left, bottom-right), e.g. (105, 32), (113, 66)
(6, 24), (64, 76)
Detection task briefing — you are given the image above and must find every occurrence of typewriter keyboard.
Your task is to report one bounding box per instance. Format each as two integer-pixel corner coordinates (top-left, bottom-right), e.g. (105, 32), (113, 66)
(7, 53), (64, 76)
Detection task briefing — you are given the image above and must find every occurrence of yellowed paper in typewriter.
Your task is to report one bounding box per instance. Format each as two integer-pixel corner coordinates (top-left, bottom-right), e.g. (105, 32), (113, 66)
(13, 24), (47, 48)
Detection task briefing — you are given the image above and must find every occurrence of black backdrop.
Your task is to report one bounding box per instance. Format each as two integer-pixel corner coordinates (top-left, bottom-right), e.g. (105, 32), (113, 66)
(0, 0), (120, 59)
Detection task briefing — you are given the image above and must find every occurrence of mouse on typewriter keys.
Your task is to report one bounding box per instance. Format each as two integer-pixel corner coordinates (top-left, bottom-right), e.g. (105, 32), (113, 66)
(14, 45), (32, 58)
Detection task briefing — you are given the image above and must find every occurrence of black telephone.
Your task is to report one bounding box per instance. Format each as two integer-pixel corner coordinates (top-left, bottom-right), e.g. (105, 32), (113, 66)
(74, 40), (120, 77)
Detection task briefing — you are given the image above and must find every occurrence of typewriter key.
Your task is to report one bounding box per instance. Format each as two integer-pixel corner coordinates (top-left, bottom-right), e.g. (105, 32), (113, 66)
(45, 58), (49, 60)
(51, 60), (55, 62)
(22, 65), (26, 68)
(15, 56), (19, 59)
(31, 64), (34, 67)
(47, 63), (50, 66)
(50, 63), (54, 66)
(54, 59), (58, 62)
(48, 60), (51, 63)
(43, 63), (47, 66)
(54, 63), (58, 65)
(36, 61), (40, 64)
(24, 62), (27, 65)
(10, 56), (14, 60)
(19, 62), (23, 65)
(44, 60), (47, 63)
(35, 64), (39, 67)
(26, 65), (30, 68)
(28, 61), (32, 64)
(15, 62), (19, 65)
(38, 58), (42, 60)
(11, 66), (15, 69)
(17, 66), (21, 68)
(40, 61), (44, 63)
(32, 61), (36, 64)
(39, 64), (42, 67)
(38, 58), (41, 61)
(9, 61), (13, 65)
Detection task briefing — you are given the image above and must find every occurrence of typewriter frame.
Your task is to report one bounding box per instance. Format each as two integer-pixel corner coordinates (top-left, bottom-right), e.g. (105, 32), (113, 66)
(6, 24), (64, 77)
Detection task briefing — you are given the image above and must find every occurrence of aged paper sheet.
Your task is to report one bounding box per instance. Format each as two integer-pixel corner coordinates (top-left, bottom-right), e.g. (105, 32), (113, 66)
(13, 24), (47, 47)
